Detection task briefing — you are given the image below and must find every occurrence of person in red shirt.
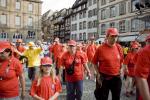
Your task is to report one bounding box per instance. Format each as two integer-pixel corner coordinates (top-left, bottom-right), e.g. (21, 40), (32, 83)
(92, 28), (124, 100)
(123, 42), (140, 97)
(60, 40), (91, 100)
(135, 34), (150, 100)
(86, 36), (97, 80)
(87, 36), (97, 63)
(13, 39), (26, 59)
(0, 41), (25, 100)
(50, 37), (63, 75)
(57, 43), (67, 83)
(30, 57), (62, 100)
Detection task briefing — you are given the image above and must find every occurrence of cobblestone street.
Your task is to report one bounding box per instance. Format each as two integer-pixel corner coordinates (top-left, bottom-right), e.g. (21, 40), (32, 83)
(24, 75), (136, 100)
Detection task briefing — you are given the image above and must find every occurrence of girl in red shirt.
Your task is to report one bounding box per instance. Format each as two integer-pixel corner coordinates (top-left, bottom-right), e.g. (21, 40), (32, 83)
(30, 57), (62, 100)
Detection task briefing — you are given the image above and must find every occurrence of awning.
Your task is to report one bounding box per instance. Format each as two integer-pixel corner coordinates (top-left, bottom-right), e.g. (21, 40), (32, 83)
(95, 37), (105, 43)
(136, 34), (149, 42)
(118, 36), (137, 42)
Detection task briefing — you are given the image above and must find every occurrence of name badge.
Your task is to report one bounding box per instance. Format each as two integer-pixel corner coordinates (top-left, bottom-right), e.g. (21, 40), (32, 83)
(0, 77), (3, 80)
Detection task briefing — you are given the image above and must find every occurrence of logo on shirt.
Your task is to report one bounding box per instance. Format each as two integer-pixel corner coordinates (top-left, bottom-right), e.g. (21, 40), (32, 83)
(51, 84), (55, 91)
(117, 54), (120, 60)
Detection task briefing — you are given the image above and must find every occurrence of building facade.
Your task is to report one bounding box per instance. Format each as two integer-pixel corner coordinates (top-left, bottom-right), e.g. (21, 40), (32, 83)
(53, 9), (67, 43)
(87, 0), (99, 39)
(64, 8), (72, 42)
(98, 0), (150, 43)
(0, 0), (42, 42)
(71, 0), (88, 41)
(41, 10), (54, 42)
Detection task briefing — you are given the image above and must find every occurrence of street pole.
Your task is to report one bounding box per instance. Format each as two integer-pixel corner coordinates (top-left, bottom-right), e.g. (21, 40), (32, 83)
(97, 0), (100, 39)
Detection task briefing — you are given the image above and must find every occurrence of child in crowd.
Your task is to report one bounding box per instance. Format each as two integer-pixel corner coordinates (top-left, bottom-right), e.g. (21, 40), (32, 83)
(30, 57), (62, 100)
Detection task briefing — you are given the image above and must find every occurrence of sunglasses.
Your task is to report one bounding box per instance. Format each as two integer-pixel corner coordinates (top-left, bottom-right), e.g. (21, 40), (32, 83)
(41, 65), (52, 67)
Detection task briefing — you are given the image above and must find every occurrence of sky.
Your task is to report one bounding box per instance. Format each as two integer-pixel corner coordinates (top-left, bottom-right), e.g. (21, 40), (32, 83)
(41, 0), (76, 14)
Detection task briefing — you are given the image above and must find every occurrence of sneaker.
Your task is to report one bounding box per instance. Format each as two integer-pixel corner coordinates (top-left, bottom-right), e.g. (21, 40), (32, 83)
(125, 92), (131, 97)
(86, 76), (89, 80)
(130, 91), (135, 95)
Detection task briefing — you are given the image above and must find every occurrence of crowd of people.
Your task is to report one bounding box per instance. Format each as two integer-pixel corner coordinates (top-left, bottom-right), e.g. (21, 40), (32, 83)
(0, 27), (150, 100)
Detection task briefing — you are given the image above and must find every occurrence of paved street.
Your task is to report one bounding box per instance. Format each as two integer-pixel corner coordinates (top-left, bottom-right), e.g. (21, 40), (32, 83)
(24, 69), (136, 100)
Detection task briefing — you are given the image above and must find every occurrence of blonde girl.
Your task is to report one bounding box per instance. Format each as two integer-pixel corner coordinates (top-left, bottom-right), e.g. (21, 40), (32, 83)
(30, 57), (62, 100)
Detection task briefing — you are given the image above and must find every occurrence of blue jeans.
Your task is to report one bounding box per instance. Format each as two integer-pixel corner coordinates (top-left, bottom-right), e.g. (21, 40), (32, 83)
(0, 96), (20, 100)
(66, 80), (83, 100)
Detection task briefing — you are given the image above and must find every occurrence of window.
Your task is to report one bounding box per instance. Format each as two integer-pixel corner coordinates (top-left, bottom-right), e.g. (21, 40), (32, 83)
(13, 33), (22, 39)
(83, 11), (86, 18)
(28, 17), (33, 26)
(79, 12), (82, 19)
(83, 21), (86, 29)
(101, 24), (106, 35)
(75, 14), (77, 20)
(110, 0), (115, 2)
(88, 21), (93, 29)
(75, 24), (77, 31)
(101, 0), (106, 6)
(16, 1), (20, 10)
(131, 19), (139, 32)
(15, 16), (21, 26)
(110, 6), (116, 17)
(145, 16), (150, 29)
(89, 0), (92, 6)
(79, 22), (82, 30)
(0, 32), (8, 39)
(0, 14), (7, 25)
(83, 32), (86, 40)
(93, 20), (97, 28)
(131, 0), (137, 12)
(88, 10), (92, 18)
(93, 0), (97, 4)
(110, 22), (115, 28)
(28, 3), (33, 12)
(119, 20), (126, 33)
(119, 2), (126, 15)
(71, 24), (75, 31)
(27, 31), (35, 39)
(93, 8), (97, 16)
(79, 33), (82, 40)
(101, 9), (106, 20)
(0, 0), (6, 7)
(81, 5), (85, 9)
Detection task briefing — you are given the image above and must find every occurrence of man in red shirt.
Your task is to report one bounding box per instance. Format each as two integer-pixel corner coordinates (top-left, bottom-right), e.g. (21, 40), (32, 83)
(50, 37), (63, 75)
(135, 34), (150, 100)
(92, 28), (124, 100)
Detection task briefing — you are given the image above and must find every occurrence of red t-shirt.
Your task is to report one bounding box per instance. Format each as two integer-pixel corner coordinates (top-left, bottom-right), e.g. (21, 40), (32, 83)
(50, 44), (63, 61)
(0, 56), (23, 98)
(30, 76), (62, 100)
(92, 43), (123, 75)
(87, 44), (97, 62)
(124, 52), (136, 77)
(17, 46), (26, 53)
(14, 46), (26, 59)
(135, 45), (150, 79)
(61, 51), (87, 82)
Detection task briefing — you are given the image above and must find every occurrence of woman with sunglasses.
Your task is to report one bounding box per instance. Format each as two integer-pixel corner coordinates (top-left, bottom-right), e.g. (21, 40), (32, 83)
(0, 41), (25, 100)
(30, 57), (62, 100)
(60, 40), (91, 100)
